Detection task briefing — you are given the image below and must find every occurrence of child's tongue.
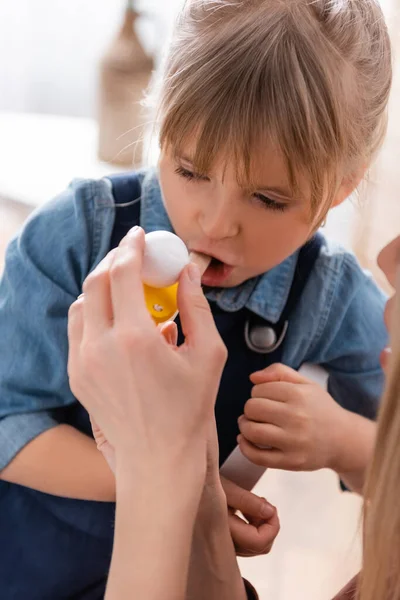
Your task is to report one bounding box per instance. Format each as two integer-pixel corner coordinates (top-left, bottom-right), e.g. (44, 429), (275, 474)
(201, 257), (234, 287)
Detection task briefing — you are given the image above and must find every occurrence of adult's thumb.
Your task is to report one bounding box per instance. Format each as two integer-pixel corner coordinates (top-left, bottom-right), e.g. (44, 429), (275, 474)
(177, 263), (225, 364)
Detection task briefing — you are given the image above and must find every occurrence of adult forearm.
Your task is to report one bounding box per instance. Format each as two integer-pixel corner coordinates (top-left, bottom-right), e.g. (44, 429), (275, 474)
(0, 424), (116, 500)
(106, 462), (203, 600)
(332, 411), (376, 495)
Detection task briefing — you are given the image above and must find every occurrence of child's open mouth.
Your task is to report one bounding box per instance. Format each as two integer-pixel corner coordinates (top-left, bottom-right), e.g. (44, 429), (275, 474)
(201, 256), (234, 287)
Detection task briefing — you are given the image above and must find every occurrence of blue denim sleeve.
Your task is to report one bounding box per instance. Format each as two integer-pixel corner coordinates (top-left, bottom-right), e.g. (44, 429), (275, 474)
(0, 180), (112, 470)
(312, 253), (387, 420)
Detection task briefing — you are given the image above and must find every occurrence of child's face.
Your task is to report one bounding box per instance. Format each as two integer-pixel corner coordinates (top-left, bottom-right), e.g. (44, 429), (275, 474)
(158, 146), (316, 287)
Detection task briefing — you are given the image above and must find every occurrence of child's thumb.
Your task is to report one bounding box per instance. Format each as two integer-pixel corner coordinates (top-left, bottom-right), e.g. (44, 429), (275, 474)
(250, 363), (308, 385)
(222, 476), (275, 520)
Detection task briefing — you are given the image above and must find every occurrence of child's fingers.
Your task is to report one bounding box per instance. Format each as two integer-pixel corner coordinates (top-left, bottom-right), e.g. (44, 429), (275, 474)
(158, 321), (178, 347)
(250, 381), (303, 404)
(255, 509), (280, 553)
(89, 415), (107, 449)
(81, 249), (117, 336)
(221, 476), (275, 520)
(250, 363), (308, 385)
(67, 297), (84, 362)
(244, 396), (290, 425)
(229, 509), (279, 556)
(109, 227), (154, 332)
(237, 434), (286, 469)
(238, 416), (287, 449)
(380, 346), (392, 371)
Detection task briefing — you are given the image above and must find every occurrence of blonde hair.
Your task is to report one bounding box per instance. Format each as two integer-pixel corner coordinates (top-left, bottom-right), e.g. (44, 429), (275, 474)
(359, 279), (400, 600)
(157, 0), (392, 222)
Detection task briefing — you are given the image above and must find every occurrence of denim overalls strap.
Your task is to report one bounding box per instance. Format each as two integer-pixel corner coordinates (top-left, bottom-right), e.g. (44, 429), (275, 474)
(107, 173), (323, 463)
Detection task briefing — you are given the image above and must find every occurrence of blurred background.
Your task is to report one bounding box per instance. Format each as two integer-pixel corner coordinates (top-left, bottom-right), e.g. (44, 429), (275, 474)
(0, 0), (399, 598)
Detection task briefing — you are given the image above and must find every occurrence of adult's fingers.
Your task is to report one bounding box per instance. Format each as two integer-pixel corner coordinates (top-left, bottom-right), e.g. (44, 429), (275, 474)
(178, 263), (226, 366)
(109, 227), (154, 333)
(81, 249), (117, 336)
(250, 363), (308, 385)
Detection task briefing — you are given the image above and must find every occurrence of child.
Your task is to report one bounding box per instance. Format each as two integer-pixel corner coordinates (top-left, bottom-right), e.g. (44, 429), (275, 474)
(0, 0), (391, 597)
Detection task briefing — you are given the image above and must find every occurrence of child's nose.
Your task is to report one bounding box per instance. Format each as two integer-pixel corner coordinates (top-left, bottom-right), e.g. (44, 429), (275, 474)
(198, 199), (240, 241)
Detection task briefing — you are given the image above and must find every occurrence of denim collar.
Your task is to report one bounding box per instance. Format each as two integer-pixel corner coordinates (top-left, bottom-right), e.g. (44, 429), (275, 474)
(140, 168), (298, 324)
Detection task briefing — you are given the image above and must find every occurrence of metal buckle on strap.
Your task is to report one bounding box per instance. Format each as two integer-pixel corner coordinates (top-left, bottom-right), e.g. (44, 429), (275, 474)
(244, 318), (289, 354)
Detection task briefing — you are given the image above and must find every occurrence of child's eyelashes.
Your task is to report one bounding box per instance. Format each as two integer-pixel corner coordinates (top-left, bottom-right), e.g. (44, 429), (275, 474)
(175, 165), (288, 212)
(174, 165), (209, 182)
(253, 193), (288, 212)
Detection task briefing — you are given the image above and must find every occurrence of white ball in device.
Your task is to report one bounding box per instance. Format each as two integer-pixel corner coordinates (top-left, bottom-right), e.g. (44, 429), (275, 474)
(142, 231), (190, 288)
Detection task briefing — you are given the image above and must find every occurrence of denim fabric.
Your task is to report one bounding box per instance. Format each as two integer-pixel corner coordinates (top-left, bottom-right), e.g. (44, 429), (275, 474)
(0, 167), (387, 598)
(0, 167), (387, 468)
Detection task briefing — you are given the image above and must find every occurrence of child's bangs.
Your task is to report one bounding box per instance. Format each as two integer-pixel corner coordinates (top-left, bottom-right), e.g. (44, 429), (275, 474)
(160, 92), (330, 222)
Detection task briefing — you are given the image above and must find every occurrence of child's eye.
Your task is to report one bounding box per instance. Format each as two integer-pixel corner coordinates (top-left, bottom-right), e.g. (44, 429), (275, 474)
(175, 165), (209, 182)
(253, 193), (288, 212)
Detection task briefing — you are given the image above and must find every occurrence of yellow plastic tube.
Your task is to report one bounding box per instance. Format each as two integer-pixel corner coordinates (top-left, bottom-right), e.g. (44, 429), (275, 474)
(144, 251), (210, 325)
(143, 282), (179, 325)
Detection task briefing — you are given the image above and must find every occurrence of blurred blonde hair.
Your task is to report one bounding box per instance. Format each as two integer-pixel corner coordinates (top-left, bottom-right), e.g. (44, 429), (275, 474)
(359, 277), (400, 600)
(156, 0), (392, 223)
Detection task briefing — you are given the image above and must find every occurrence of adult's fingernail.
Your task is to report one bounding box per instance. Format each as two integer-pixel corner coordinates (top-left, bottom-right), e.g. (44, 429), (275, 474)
(120, 226), (139, 247)
(261, 500), (274, 518)
(127, 225), (140, 238)
(187, 262), (201, 285)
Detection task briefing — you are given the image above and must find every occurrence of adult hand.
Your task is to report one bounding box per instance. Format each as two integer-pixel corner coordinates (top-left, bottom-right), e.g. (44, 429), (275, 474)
(90, 321), (179, 475)
(68, 226), (227, 478)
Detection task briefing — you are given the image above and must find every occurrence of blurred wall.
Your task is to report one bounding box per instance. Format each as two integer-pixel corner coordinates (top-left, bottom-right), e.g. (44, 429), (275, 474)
(0, 0), (183, 118)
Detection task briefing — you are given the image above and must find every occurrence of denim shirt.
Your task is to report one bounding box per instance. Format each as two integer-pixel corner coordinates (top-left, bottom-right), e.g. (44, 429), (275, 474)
(0, 168), (387, 470)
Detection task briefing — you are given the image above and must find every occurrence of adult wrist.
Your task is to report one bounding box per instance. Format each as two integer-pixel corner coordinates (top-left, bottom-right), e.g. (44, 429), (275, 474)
(115, 451), (207, 512)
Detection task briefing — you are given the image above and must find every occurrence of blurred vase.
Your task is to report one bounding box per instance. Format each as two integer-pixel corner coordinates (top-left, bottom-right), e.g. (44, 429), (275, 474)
(97, 5), (154, 167)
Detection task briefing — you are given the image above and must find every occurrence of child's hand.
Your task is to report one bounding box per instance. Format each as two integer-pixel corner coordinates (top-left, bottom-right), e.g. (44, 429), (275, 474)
(221, 475), (280, 557)
(237, 364), (347, 472)
(201, 422), (280, 557)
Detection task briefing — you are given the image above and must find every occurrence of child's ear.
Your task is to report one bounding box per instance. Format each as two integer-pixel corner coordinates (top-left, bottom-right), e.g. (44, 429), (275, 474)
(331, 167), (367, 208)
